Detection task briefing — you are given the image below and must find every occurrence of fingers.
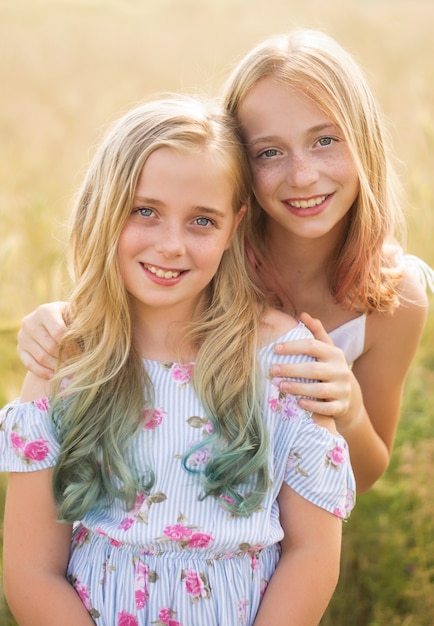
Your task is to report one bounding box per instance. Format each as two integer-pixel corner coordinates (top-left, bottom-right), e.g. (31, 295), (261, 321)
(17, 302), (68, 377)
(299, 311), (334, 345)
(17, 347), (56, 380)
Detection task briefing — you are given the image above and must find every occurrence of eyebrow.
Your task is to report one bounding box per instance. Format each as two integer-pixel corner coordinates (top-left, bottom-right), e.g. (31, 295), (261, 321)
(248, 123), (340, 146)
(134, 197), (228, 218)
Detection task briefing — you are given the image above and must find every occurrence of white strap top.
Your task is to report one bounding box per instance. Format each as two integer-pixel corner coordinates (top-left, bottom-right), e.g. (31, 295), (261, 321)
(328, 254), (434, 365)
(329, 315), (367, 365)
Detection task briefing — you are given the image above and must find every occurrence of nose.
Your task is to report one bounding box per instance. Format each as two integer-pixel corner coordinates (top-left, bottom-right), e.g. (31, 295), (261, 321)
(286, 152), (318, 188)
(155, 224), (185, 259)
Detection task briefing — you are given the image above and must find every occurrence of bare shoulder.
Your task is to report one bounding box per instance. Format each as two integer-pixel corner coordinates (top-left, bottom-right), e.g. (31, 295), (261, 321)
(366, 264), (428, 352)
(20, 372), (51, 403)
(398, 262), (430, 308)
(259, 307), (300, 347)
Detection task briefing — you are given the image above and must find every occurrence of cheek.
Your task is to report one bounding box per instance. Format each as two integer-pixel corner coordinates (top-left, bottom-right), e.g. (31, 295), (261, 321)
(251, 165), (279, 203)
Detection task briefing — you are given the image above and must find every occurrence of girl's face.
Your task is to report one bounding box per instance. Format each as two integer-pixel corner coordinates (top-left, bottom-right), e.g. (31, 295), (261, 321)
(237, 76), (359, 243)
(118, 146), (245, 320)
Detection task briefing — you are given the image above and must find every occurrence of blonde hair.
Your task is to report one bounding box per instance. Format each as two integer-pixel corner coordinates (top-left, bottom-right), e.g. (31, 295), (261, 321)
(51, 96), (268, 521)
(223, 29), (405, 312)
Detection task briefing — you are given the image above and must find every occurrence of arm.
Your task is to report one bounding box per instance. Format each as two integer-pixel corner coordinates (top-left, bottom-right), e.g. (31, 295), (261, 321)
(3, 371), (95, 625)
(253, 482), (342, 625)
(271, 272), (428, 492)
(3, 470), (95, 626)
(17, 301), (68, 379)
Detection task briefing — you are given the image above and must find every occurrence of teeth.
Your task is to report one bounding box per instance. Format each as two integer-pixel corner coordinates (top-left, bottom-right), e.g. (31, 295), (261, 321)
(146, 265), (180, 279)
(288, 195), (328, 209)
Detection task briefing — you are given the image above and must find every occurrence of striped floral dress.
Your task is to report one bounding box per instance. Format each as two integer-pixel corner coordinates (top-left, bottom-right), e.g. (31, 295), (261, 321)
(0, 322), (355, 626)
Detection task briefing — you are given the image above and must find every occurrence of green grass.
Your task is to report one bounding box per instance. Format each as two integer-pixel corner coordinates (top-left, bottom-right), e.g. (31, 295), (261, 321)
(1, 1), (434, 624)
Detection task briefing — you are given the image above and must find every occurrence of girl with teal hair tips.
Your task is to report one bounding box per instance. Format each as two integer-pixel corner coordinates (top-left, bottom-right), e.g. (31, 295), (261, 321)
(17, 30), (433, 495)
(1, 95), (354, 625)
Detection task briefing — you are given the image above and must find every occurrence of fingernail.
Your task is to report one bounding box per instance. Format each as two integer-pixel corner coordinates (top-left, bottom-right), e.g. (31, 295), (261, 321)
(270, 365), (281, 376)
(274, 343), (283, 353)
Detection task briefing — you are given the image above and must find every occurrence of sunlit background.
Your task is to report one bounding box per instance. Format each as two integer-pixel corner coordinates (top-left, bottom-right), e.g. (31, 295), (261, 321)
(1, 1), (433, 624)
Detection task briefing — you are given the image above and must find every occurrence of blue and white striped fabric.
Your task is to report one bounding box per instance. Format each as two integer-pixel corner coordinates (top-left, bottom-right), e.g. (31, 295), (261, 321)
(0, 321), (355, 625)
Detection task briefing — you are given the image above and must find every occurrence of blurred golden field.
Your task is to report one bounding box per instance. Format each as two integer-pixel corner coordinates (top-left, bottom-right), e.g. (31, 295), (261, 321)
(1, 0), (433, 624)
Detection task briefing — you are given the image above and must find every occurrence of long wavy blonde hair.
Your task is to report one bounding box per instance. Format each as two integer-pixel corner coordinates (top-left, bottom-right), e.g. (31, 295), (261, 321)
(223, 29), (405, 312)
(51, 96), (269, 521)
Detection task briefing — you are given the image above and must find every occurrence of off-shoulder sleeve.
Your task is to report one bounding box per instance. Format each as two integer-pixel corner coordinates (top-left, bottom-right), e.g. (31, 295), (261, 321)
(281, 414), (356, 520)
(0, 398), (59, 472)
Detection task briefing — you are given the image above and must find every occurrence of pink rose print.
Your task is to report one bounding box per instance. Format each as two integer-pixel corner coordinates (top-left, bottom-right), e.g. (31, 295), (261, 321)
(161, 521), (214, 550)
(10, 432), (25, 450)
(134, 558), (149, 610)
(143, 407), (166, 430)
(118, 492), (147, 530)
(72, 578), (93, 612)
(33, 397), (50, 412)
(118, 610), (139, 626)
(326, 445), (346, 469)
(260, 578), (268, 599)
(186, 532), (213, 549)
(182, 568), (211, 602)
(267, 397), (278, 412)
(73, 525), (90, 547)
(23, 439), (50, 461)
(188, 447), (211, 468)
(163, 523), (193, 541)
(204, 419), (214, 435)
(171, 362), (194, 384)
(333, 488), (355, 520)
(96, 527), (122, 547)
(156, 608), (183, 626)
(277, 394), (300, 421)
(11, 431), (50, 464)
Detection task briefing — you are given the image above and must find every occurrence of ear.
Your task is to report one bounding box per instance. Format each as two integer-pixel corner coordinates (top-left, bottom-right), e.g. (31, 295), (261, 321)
(225, 204), (247, 249)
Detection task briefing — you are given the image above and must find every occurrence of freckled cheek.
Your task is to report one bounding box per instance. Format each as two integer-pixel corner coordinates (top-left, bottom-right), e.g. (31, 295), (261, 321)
(251, 165), (283, 202)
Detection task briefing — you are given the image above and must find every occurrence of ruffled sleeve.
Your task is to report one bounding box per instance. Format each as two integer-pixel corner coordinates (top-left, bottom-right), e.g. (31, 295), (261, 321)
(281, 414), (356, 520)
(0, 398), (59, 472)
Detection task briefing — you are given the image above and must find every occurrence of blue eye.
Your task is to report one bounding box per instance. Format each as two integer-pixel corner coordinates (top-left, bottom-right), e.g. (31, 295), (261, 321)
(318, 137), (333, 147)
(137, 207), (154, 217)
(195, 217), (213, 227)
(259, 148), (279, 158)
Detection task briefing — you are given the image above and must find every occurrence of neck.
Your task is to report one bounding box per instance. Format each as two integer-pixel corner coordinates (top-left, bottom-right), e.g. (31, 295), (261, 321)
(130, 301), (201, 362)
(263, 218), (346, 316)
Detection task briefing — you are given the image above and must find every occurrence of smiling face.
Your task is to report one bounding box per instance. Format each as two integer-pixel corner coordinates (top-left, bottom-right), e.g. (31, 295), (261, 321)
(117, 146), (245, 321)
(237, 76), (360, 244)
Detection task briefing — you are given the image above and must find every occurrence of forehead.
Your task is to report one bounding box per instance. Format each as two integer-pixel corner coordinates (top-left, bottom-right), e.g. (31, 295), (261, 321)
(238, 76), (334, 135)
(135, 146), (236, 205)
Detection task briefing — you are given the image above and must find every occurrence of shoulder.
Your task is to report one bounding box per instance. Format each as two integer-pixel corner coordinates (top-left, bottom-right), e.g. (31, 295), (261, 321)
(258, 308), (301, 348)
(364, 261), (428, 360)
(386, 245), (430, 308)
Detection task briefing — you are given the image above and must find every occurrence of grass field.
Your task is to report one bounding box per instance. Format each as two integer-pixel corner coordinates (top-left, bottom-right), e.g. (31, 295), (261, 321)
(1, 1), (434, 624)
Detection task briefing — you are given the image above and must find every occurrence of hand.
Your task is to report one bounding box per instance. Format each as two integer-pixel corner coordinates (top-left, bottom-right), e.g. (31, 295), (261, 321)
(271, 312), (354, 422)
(17, 302), (68, 379)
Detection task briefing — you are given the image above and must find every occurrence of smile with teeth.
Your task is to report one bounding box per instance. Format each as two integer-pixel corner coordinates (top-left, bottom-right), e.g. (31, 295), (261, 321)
(145, 264), (182, 279)
(287, 194), (329, 209)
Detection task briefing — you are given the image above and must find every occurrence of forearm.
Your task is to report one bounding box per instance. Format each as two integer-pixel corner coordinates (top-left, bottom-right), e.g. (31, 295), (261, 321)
(5, 572), (95, 626)
(337, 374), (390, 492)
(253, 547), (340, 626)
